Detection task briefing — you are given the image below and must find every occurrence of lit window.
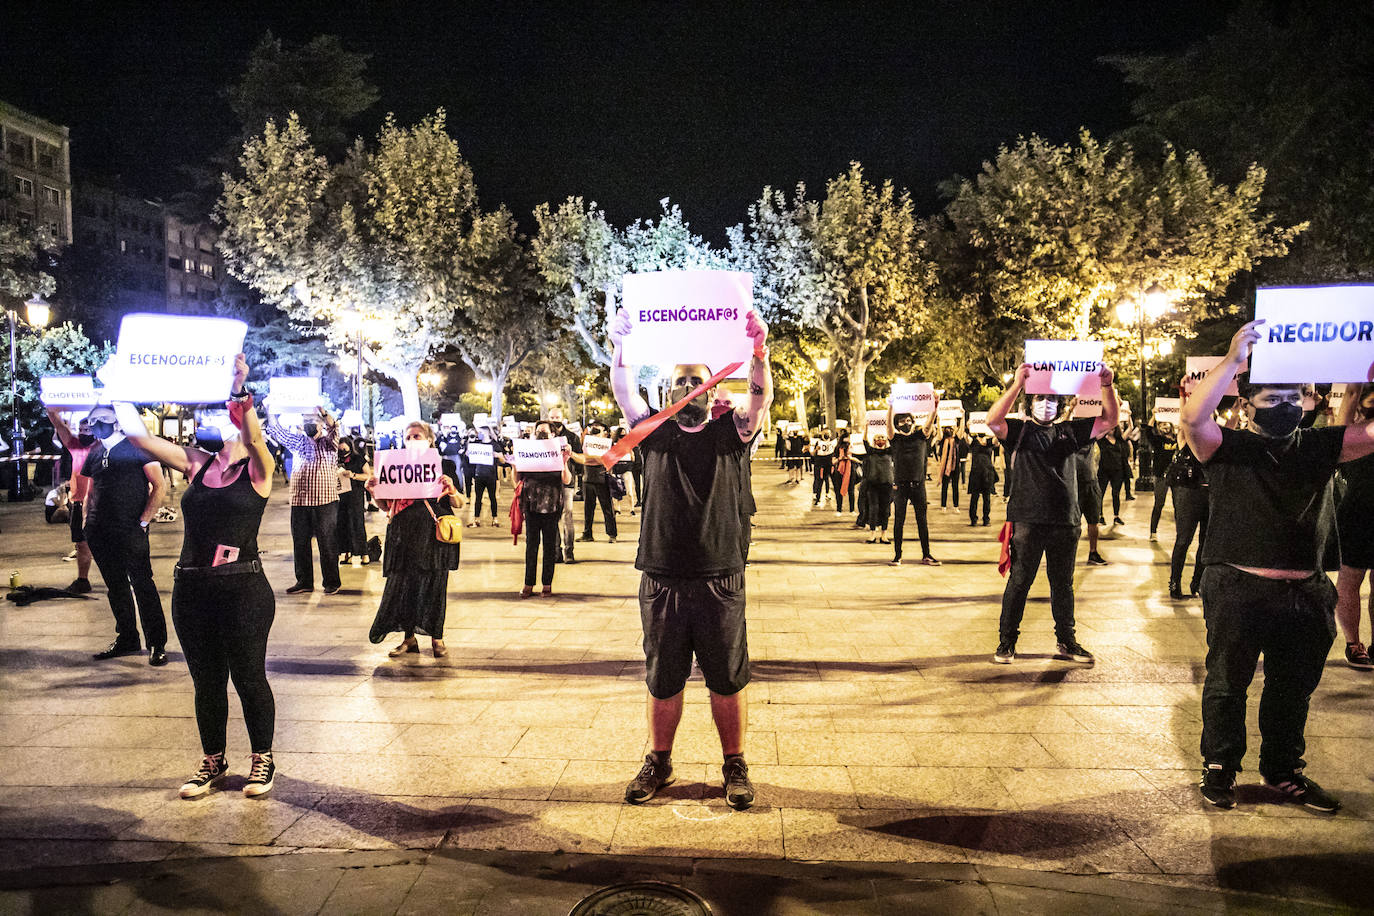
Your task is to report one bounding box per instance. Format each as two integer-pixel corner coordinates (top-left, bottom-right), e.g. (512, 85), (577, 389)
(119, 239), (127, 253)
(184, 259), (193, 273)
(199, 262), (214, 278)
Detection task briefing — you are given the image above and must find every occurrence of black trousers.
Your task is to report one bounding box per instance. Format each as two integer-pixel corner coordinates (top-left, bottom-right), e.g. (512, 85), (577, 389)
(830, 470), (854, 511)
(812, 459), (832, 500)
(866, 481), (892, 530)
(172, 572), (276, 755)
(1100, 473), (1126, 518)
(1199, 565), (1336, 779)
(583, 480), (617, 538)
(1148, 475), (1170, 534)
(472, 477), (497, 517)
(1169, 486), (1208, 588)
(86, 523), (167, 649)
(290, 502), (340, 590)
(524, 511), (560, 587)
(338, 488), (367, 556)
(999, 522), (1080, 645)
(969, 488), (992, 524)
(940, 472), (961, 508)
(891, 480), (932, 559)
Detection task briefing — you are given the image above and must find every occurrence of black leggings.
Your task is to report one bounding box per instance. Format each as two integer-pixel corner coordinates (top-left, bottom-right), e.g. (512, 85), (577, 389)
(1101, 474), (1126, 519)
(969, 488), (992, 524)
(831, 470), (854, 511)
(1148, 475), (1170, 534)
(940, 472), (960, 508)
(1170, 486), (1209, 588)
(891, 480), (933, 559)
(172, 572), (276, 755)
(812, 458), (833, 500)
(524, 511), (559, 587)
(472, 477), (498, 517)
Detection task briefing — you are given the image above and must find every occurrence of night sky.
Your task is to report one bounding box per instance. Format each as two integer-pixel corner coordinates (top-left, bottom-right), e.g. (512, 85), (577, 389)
(3, 1), (1236, 241)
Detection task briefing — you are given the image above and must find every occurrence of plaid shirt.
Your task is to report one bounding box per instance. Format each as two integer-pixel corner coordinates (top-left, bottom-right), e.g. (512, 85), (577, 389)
(265, 420), (339, 507)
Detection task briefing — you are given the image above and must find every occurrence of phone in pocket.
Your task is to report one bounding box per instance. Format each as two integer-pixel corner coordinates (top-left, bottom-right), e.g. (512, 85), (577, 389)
(212, 544), (240, 567)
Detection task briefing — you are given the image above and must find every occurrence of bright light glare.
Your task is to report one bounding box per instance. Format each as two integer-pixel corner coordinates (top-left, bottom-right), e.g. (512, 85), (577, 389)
(1143, 282), (1172, 320)
(1115, 300), (1137, 325)
(475, 380), (493, 394)
(815, 358), (830, 373)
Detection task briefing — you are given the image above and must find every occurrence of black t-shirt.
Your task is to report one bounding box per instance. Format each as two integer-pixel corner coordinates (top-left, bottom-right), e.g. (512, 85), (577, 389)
(1073, 442), (1097, 481)
(1144, 427), (1179, 477)
(1201, 426), (1345, 570)
(1096, 435), (1130, 478)
(636, 414), (751, 578)
(889, 429), (931, 482)
(1000, 418), (1096, 525)
(82, 438), (156, 531)
(863, 445), (894, 485)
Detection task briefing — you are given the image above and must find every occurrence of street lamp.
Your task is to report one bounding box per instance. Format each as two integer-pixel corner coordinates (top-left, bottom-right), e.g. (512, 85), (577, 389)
(1115, 281), (1173, 488)
(340, 311), (366, 413)
(8, 294), (52, 501)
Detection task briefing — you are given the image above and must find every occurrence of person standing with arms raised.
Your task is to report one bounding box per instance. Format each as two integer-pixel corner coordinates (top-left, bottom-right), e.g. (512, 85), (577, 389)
(608, 306), (772, 811)
(46, 409), (98, 593)
(886, 400), (941, 567)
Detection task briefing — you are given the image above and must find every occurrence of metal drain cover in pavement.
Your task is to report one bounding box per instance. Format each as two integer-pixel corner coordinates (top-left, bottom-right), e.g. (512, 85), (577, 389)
(568, 881), (712, 916)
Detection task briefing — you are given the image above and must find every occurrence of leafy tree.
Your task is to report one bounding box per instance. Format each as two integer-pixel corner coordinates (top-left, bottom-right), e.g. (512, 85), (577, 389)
(0, 322), (113, 429)
(511, 328), (597, 419)
(0, 223), (56, 302)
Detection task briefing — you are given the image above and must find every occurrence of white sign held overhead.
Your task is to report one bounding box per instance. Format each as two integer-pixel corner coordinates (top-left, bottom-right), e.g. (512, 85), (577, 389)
(834, 418), (849, 429)
(864, 409), (888, 444)
(39, 376), (98, 409)
(620, 270), (754, 368)
(849, 432), (867, 455)
(512, 436), (567, 472)
(97, 313), (248, 404)
(339, 409), (363, 429)
(373, 447), (444, 500)
(467, 443), (494, 466)
(1023, 339), (1105, 397)
(1250, 286), (1374, 384)
(583, 435), (612, 458)
(268, 376), (322, 410)
(937, 399), (965, 425)
(438, 412), (463, 429)
(1182, 356), (1241, 397)
(1154, 397), (1182, 423)
(969, 411), (992, 435)
(890, 382), (936, 416)
(1073, 395), (1104, 418)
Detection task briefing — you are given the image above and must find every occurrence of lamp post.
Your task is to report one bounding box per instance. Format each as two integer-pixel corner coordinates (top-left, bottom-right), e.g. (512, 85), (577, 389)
(8, 294), (52, 501)
(1115, 282), (1172, 489)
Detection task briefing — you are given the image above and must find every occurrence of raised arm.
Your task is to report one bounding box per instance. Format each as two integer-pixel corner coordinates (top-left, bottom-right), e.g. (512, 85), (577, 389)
(608, 308), (652, 426)
(1091, 366), (1119, 439)
(1182, 320), (1262, 463)
(733, 310), (773, 442)
(987, 363), (1029, 440)
(45, 407), (79, 450)
(114, 401), (203, 477)
(231, 355), (274, 497)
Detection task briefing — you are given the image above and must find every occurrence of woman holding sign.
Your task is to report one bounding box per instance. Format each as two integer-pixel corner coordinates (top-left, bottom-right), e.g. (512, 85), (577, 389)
(366, 421), (463, 659)
(517, 421), (574, 597)
(113, 354), (280, 799)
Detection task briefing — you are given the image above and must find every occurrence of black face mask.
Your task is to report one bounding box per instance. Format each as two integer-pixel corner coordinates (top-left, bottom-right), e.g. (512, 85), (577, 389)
(91, 421), (116, 439)
(194, 428), (225, 453)
(896, 419), (914, 433)
(549, 422), (564, 434)
(1251, 402), (1303, 438)
(536, 432), (550, 440)
(77, 433), (96, 447)
(303, 422), (319, 438)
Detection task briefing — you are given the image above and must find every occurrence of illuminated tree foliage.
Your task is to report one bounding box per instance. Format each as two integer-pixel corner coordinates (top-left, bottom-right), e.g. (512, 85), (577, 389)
(0, 322), (113, 428)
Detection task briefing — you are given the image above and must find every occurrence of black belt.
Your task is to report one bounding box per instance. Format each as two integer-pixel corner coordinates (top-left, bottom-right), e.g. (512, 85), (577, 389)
(174, 559), (263, 579)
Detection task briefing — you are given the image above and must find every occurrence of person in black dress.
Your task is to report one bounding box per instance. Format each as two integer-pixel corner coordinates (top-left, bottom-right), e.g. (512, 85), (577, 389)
(966, 432), (999, 526)
(367, 421), (463, 659)
(336, 436), (372, 565)
(115, 353), (280, 799)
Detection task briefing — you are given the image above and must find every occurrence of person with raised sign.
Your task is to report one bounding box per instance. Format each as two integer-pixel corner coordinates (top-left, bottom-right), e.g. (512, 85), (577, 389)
(542, 408), (584, 564)
(465, 426), (503, 528)
(517, 421), (574, 597)
(966, 430), (999, 527)
(578, 422), (619, 544)
(45, 409), (98, 593)
(986, 361), (1118, 666)
(608, 304), (771, 811)
(1180, 319), (1374, 813)
(264, 405), (343, 596)
(862, 431), (894, 543)
(885, 399), (941, 567)
(113, 354), (281, 798)
(1144, 418), (1181, 541)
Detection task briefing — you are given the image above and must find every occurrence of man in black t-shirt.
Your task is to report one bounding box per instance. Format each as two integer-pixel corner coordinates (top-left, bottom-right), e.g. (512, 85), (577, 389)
(886, 401), (940, 566)
(987, 361), (1119, 667)
(81, 405), (169, 665)
(1181, 320), (1374, 814)
(608, 307), (772, 811)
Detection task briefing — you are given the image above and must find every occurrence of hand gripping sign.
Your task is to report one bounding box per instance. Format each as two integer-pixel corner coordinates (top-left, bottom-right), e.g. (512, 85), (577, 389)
(865, 409), (888, 445)
(1073, 395), (1104, 418)
(513, 436), (567, 472)
(582, 435), (612, 459)
(373, 446), (444, 500)
(1251, 285), (1374, 384)
(937, 399), (965, 427)
(620, 270), (755, 368)
(1023, 340), (1105, 397)
(467, 443), (494, 466)
(39, 376), (99, 409)
(97, 313), (248, 404)
(889, 382), (936, 416)
(968, 411), (992, 435)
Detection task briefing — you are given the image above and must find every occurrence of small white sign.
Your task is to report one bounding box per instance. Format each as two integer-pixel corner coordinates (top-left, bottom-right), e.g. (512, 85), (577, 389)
(339, 408), (363, 429)
(473, 412), (490, 428)
(438, 412), (463, 429)
(39, 376), (98, 408)
(583, 435), (612, 458)
(1024, 339), (1105, 397)
(268, 376), (322, 410)
(1182, 356), (1240, 397)
(1329, 386), (1347, 417)
(890, 382), (936, 416)
(1154, 397), (1182, 423)
(467, 443), (494, 466)
(849, 432), (867, 455)
(969, 411), (992, 435)
(373, 447), (444, 499)
(97, 313), (248, 404)
(865, 409), (888, 445)
(620, 270), (754, 368)
(512, 436), (567, 472)
(937, 399), (965, 425)
(1073, 395), (1104, 418)
(1251, 286), (1374, 384)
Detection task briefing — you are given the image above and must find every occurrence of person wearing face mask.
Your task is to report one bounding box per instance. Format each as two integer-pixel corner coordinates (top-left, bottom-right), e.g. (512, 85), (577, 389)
(1095, 422), (1132, 528)
(264, 405), (343, 595)
(579, 422), (619, 543)
(966, 430), (999, 527)
(46, 409), (98, 592)
(465, 426), (502, 527)
(542, 409), (584, 563)
(1181, 320), (1374, 813)
(114, 354), (281, 798)
(885, 400), (941, 567)
(986, 361), (1119, 667)
(366, 421), (463, 658)
(518, 421), (575, 597)
(336, 437), (372, 566)
(77, 403), (170, 664)
(1145, 419), (1181, 540)
(862, 432), (894, 542)
(608, 306), (772, 812)
(811, 429), (835, 507)
(937, 423), (964, 510)
(1334, 383), (1374, 670)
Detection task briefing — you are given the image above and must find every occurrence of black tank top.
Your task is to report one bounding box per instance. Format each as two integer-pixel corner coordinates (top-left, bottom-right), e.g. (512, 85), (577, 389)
(178, 457), (268, 567)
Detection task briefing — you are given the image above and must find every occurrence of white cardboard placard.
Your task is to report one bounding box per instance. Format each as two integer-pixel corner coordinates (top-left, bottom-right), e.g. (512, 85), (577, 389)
(1023, 340), (1105, 397)
(937, 399), (965, 423)
(1251, 286), (1374, 384)
(512, 436), (566, 472)
(620, 270), (754, 368)
(1154, 397), (1182, 423)
(97, 313), (248, 404)
(849, 432), (867, 455)
(865, 409), (888, 445)
(39, 376), (98, 409)
(439, 412), (463, 429)
(969, 411), (992, 435)
(467, 443), (494, 466)
(268, 376), (322, 410)
(583, 435), (612, 458)
(473, 412), (490, 428)
(1182, 356), (1240, 397)
(339, 408), (363, 429)
(890, 382), (936, 416)
(373, 447), (444, 499)
(1073, 395), (1104, 418)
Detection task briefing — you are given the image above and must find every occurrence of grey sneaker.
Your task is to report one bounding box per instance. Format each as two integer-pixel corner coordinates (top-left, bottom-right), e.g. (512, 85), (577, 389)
(723, 756), (755, 810)
(992, 641), (1016, 664)
(624, 753), (675, 804)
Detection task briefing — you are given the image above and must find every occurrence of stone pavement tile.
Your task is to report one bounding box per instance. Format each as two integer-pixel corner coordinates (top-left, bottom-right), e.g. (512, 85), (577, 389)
(986, 685), (1112, 707)
(162, 843), (294, 859)
(1067, 704), (1201, 736)
(264, 674), (373, 697)
(1036, 733), (1195, 769)
(1089, 684), (1202, 707)
(0, 837), (177, 871)
(117, 788), (321, 845)
(120, 856), (346, 915)
(748, 702), (835, 732)
(274, 720), (412, 754)
(992, 767), (1184, 818)
(780, 808), (971, 864)
(0, 745), (180, 788)
(776, 730), (917, 766)
(0, 714), (70, 746)
(1306, 736), (1374, 771)
(0, 786), (173, 839)
(507, 726), (646, 761)
(474, 699), (603, 727)
(318, 861), (426, 915)
(439, 799), (621, 854)
(668, 726), (778, 765)
(954, 809), (1161, 876)
(443, 756), (569, 801)
(381, 723), (529, 758)
(548, 760), (710, 804)
(849, 766), (1015, 811)
(1306, 707), (1374, 739)
(0, 880), (143, 915)
(612, 801), (783, 858)
(741, 765), (858, 809)
(275, 794), (469, 850)
(909, 733), (1059, 768)
(1135, 767), (1374, 821)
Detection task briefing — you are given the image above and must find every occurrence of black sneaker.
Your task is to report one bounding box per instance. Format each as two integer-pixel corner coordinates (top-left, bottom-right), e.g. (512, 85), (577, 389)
(992, 641), (1016, 664)
(93, 641), (141, 660)
(179, 753), (228, 799)
(1263, 770), (1341, 813)
(1055, 641), (1095, 664)
(67, 578), (92, 594)
(322, 585), (342, 596)
(576, 534), (594, 543)
(1199, 764), (1236, 809)
(723, 756), (755, 810)
(284, 583), (313, 595)
(243, 751), (276, 798)
(148, 646), (168, 667)
(1345, 642), (1373, 671)
(1086, 552), (1109, 567)
(625, 753), (675, 804)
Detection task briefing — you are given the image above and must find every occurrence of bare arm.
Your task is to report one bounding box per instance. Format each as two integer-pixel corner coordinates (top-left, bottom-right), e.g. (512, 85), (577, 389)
(607, 308), (652, 426)
(986, 363), (1029, 441)
(1339, 362), (1374, 462)
(114, 402), (204, 477)
(734, 311), (773, 442)
(1091, 367), (1119, 439)
(1182, 319), (1262, 463)
(45, 407), (78, 450)
(140, 461), (166, 526)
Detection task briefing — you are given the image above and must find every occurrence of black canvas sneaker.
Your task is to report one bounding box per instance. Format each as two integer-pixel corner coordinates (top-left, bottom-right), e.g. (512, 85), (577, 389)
(1345, 642), (1373, 671)
(179, 753), (228, 799)
(1199, 764), (1236, 809)
(1055, 641), (1095, 664)
(992, 641), (1016, 664)
(243, 751), (276, 797)
(1263, 770), (1341, 814)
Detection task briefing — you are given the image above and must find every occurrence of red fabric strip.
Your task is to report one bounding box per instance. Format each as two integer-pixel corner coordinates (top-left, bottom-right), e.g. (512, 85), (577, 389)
(599, 361), (744, 470)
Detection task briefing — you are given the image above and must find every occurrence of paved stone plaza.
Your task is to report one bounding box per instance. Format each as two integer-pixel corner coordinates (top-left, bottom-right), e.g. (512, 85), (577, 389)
(1, 459), (1372, 913)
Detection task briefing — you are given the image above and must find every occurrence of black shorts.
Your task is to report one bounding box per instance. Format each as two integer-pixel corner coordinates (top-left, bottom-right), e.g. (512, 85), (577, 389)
(1077, 478), (1103, 526)
(1338, 500), (1374, 569)
(69, 501), (85, 544)
(639, 572), (749, 698)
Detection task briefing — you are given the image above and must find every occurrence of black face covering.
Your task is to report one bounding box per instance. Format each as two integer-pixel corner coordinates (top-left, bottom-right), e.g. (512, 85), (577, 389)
(896, 418), (914, 433)
(549, 422), (564, 434)
(77, 433), (96, 447)
(303, 422), (319, 438)
(1251, 402), (1303, 438)
(91, 420), (116, 440)
(194, 428), (226, 453)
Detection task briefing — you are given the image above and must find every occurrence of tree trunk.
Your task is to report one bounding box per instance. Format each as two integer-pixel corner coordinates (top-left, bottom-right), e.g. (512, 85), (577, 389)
(817, 367), (837, 430)
(490, 369), (508, 421)
(393, 366), (421, 421)
(792, 390), (807, 426)
(846, 357), (869, 430)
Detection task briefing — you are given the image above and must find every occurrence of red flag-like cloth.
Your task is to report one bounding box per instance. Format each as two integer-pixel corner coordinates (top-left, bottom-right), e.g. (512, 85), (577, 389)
(598, 362), (744, 470)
